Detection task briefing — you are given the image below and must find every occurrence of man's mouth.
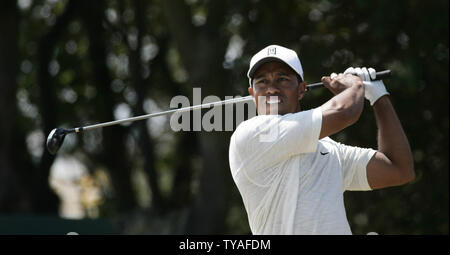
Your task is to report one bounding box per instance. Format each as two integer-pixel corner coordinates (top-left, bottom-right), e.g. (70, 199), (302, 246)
(267, 99), (281, 104)
(266, 95), (283, 104)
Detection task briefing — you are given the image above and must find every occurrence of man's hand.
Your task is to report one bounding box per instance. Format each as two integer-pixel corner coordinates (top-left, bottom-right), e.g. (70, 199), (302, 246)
(344, 67), (390, 106)
(321, 72), (364, 95)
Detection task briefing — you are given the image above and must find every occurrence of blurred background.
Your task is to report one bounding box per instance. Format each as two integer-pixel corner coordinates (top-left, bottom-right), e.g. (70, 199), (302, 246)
(0, 0), (448, 235)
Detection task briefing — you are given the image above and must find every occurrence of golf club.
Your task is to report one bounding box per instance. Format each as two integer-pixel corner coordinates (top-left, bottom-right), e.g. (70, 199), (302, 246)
(46, 70), (391, 155)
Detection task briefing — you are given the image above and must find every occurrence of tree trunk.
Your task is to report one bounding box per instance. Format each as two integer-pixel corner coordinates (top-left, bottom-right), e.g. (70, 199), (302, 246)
(127, 0), (164, 211)
(80, 0), (137, 212)
(34, 0), (81, 214)
(0, 0), (26, 213)
(162, 0), (232, 234)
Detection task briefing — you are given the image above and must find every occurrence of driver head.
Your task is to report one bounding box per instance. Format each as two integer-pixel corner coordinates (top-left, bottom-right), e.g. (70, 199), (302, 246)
(46, 128), (69, 155)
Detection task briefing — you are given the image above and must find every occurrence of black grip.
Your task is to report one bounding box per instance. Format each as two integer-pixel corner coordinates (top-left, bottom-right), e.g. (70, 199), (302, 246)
(306, 69), (391, 91)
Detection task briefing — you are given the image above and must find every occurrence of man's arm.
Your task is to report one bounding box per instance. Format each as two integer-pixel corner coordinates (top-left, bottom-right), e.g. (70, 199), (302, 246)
(319, 73), (365, 139)
(343, 67), (415, 189)
(366, 96), (415, 189)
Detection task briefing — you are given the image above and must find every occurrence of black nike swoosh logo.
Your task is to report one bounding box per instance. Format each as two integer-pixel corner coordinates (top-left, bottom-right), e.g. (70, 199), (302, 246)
(320, 151), (329, 155)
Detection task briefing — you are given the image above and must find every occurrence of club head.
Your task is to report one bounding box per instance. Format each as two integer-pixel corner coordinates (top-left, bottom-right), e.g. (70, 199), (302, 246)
(46, 128), (71, 155)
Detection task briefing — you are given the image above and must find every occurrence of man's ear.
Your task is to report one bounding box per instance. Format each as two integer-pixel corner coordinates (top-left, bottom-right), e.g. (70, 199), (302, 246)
(248, 86), (257, 105)
(298, 81), (306, 101)
(248, 86), (254, 96)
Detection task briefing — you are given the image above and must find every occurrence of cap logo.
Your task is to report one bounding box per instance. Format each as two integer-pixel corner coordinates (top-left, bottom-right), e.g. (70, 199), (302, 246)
(267, 47), (276, 56)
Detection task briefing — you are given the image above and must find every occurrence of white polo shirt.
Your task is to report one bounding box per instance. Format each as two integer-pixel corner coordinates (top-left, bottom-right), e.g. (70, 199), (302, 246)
(229, 108), (377, 235)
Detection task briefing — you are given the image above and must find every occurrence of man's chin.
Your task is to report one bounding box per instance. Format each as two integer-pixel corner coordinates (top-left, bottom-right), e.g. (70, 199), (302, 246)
(258, 106), (288, 115)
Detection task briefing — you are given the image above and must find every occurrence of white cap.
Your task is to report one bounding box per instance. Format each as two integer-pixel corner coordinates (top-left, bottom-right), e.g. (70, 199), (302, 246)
(247, 45), (304, 87)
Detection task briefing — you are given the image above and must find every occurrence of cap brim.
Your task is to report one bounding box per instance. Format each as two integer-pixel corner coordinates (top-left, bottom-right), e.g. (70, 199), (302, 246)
(247, 57), (285, 79)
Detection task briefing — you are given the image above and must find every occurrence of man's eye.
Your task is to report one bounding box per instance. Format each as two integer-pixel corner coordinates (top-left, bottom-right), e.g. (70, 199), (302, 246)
(256, 79), (267, 84)
(278, 77), (288, 82)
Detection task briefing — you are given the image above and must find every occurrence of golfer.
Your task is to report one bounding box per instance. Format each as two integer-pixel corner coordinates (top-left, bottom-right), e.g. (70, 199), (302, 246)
(228, 45), (415, 234)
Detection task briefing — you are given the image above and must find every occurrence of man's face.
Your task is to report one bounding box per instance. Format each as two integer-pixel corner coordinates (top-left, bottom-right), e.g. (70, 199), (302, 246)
(249, 61), (306, 115)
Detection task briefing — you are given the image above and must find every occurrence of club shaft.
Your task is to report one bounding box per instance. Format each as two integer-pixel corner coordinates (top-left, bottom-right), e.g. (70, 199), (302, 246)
(76, 96), (254, 132)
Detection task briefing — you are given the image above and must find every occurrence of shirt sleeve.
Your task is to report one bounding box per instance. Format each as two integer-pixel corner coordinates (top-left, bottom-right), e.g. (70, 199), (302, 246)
(230, 107), (322, 181)
(335, 142), (377, 191)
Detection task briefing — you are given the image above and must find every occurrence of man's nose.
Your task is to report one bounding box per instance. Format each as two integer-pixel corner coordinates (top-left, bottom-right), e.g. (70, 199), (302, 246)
(266, 83), (280, 95)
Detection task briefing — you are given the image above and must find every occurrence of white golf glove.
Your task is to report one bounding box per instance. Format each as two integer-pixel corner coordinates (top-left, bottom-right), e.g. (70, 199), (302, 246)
(344, 67), (389, 106)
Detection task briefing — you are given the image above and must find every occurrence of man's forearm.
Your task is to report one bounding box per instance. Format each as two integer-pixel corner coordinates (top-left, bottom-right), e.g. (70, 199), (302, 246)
(372, 96), (414, 177)
(319, 75), (364, 139)
(332, 82), (364, 123)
